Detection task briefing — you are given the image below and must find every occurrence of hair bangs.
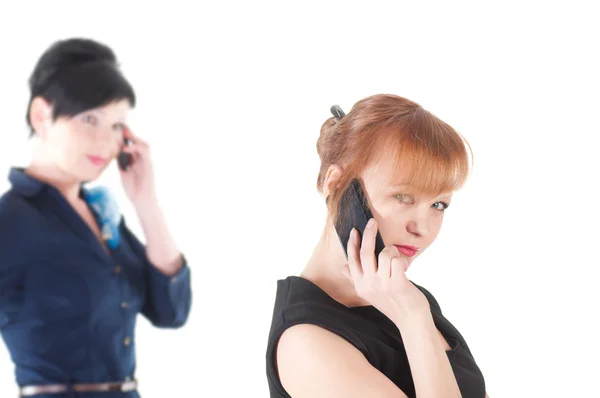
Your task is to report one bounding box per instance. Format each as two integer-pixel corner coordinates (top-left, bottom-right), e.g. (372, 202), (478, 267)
(380, 119), (471, 197)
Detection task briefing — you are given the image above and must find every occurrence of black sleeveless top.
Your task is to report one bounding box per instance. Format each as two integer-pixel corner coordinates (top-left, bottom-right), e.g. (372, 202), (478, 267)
(265, 276), (486, 398)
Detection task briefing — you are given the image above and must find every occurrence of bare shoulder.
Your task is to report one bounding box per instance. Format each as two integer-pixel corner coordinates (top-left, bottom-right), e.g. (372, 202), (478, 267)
(276, 324), (409, 398)
(411, 281), (442, 312)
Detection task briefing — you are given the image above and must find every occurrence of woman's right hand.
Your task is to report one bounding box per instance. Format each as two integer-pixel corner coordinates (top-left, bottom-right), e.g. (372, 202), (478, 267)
(342, 218), (432, 328)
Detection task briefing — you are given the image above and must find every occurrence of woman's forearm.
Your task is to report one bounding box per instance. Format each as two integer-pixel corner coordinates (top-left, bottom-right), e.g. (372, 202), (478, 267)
(134, 196), (183, 276)
(395, 314), (462, 398)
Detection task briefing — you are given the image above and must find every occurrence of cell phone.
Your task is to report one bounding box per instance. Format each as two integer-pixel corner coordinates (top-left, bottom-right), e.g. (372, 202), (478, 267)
(333, 179), (386, 261)
(117, 138), (133, 171)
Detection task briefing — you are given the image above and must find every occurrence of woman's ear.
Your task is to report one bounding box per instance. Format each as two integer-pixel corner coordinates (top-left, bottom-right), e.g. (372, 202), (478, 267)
(29, 97), (53, 139)
(323, 164), (343, 197)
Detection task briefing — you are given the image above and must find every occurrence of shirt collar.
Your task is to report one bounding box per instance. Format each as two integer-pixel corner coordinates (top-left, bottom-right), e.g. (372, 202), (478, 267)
(8, 167), (47, 197)
(8, 167), (86, 198)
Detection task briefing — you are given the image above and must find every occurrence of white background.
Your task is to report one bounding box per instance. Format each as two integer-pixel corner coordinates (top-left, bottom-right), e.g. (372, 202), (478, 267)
(1, 1), (599, 397)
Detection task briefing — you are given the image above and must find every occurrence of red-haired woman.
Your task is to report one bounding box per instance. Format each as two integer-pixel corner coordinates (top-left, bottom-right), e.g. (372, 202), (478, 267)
(266, 94), (488, 398)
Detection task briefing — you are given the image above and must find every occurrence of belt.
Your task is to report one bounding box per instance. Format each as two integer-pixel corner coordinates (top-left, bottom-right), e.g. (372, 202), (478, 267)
(19, 380), (138, 396)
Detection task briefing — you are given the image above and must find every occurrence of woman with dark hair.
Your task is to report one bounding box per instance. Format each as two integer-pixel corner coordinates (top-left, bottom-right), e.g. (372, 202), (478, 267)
(266, 95), (488, 397)
(0, 38), (192, 397)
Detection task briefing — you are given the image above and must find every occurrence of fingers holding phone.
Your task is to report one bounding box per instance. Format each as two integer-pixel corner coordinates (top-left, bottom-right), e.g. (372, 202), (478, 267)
(358, 218), (379, 276)
(344, 218), (429, 325)
(116, 126), (157, 207)
(346, 218), (406, 281)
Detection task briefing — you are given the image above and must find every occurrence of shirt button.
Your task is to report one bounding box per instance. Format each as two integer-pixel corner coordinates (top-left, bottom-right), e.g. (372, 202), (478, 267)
(124, 336), (131, 346)
(114, 265), (121, 274)
(121, 302), (128, 309)
(171, 276), (178, 283)
(125, 376), (131, 381)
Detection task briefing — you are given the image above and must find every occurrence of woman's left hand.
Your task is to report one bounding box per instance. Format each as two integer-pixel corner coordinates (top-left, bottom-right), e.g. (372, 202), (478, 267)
(118, 127), (158, 208)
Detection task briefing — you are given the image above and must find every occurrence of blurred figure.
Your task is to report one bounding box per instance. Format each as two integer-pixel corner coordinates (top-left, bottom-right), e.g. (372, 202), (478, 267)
(0, 38), (192, 397)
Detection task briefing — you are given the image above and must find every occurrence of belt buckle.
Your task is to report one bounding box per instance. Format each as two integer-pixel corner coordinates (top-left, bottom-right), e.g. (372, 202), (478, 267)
(121, 379), (137, 392)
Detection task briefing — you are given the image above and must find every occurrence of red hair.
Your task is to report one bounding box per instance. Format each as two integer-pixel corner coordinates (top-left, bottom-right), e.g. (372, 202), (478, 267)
(316, 94), (472, 221)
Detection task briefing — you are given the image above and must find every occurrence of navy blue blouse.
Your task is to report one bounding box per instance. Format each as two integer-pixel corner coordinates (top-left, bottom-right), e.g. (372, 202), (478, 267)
(0, 168), (192, 397)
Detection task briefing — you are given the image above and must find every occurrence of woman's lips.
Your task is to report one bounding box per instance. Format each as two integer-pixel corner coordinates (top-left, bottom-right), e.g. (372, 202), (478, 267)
(87, 155), (108, 166)
(394, 245), (420, 257)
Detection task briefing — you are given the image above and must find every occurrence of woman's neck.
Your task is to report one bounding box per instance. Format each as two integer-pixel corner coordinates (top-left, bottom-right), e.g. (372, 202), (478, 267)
(25, 159), (82, 203)
(301, 221), (371, 308)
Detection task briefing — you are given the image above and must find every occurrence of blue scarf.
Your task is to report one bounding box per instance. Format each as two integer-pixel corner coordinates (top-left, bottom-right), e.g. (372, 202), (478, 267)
(82, 186), (122, 250)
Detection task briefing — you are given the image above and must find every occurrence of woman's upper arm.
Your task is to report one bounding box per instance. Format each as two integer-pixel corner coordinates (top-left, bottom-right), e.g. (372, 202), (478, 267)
(276, 324), (409, 398)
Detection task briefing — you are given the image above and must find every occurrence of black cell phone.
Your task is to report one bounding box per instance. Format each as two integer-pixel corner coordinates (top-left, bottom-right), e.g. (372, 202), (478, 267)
(117, 138), (133, 171)
(333, 179), (386, 261)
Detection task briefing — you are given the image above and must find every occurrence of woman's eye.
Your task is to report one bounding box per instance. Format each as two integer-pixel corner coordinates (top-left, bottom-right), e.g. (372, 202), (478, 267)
(394, 194), (414, 204)
(82, 114), (97, 125)
(432, 202), (450, 211)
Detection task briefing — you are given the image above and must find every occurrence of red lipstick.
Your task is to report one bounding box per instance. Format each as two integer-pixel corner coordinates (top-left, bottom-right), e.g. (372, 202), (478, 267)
(87, 155), (107, 166)
(394, 245), (420, 257)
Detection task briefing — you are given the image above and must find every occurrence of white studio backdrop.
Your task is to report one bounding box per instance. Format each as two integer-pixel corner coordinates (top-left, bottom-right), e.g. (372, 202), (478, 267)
(1, 1), (599, 397)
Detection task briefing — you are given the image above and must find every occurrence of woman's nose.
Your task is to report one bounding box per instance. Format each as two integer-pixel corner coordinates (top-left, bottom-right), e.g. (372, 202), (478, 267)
(406, 212), (430, 238)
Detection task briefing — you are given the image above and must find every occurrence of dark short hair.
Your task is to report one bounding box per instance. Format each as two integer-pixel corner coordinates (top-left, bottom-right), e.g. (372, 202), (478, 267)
(25, 38), (136, 137)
